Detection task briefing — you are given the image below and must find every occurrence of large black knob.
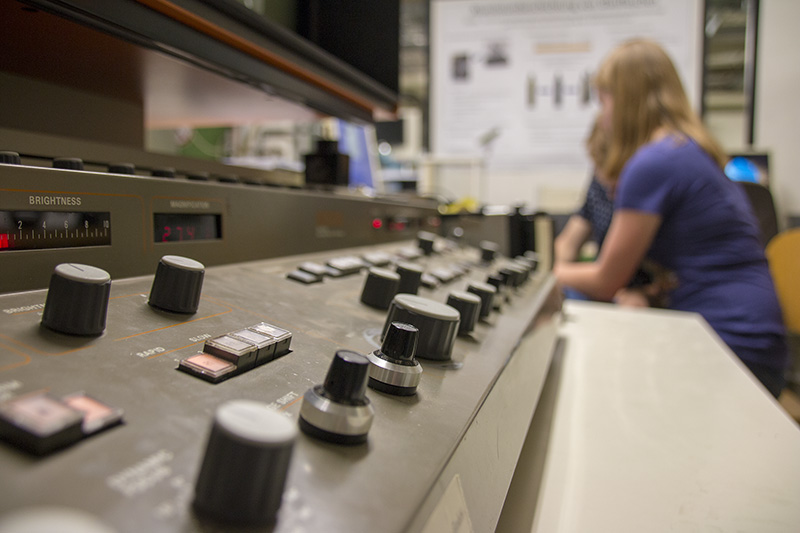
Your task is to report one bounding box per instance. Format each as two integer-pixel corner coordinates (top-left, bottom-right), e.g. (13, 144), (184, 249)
(395, 261), (423, 295)
(151, 167), (176, 179)
(467, 281), (497, 320)
(360, 267), (400, 310)
(108, 163), (135, 175)
(417, 231), (437, 255)
(367, 322), (422, 395)
(0, 151), (21, 165)
(382, 294), (460, 361)
(41, 263), (111, 335)
(299, 351), (374, 444)
(446, 291), (481, 335)
(193, 400), (296, 527)
(53, 158), (84, 170)
(148, 255), (205, 314)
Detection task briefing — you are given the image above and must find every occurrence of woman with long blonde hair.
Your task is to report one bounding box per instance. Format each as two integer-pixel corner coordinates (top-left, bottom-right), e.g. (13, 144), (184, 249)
(554, 39), (788, 397)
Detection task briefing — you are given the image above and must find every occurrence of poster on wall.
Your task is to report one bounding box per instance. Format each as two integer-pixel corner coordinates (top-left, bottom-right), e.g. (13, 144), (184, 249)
(430, 0), (703, 172)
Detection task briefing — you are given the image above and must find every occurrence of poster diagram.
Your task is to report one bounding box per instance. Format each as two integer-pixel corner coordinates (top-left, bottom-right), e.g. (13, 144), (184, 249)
(430, 0), (702, 171)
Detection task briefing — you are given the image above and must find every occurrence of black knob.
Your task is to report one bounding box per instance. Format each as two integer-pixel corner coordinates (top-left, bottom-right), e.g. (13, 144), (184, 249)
(480, 241), (499, 263)
(487, 273), (504, 290)
(148, 255), (205, 314)
(523, 251), (540, 269)
(151, 167), (176, 179)
(382, 294), (460, 361)
(186, 171), (210, 181)
(505, 263), (528, 287)
(108, 163), (135, 175)
(467, 281), (497, 320)
(496, 268), (512, 286)
(367, 322), (422, 396)
(299, 350), (374, 444)
(396, 261), (423, 295)
(446, 291), (481, 335)
(417, 231), (436, 255)
(323, 350), (370, 404)
(53, 158), (83, 170)
(41, 263), (111, 335)
(0, 151), (21, 165)
(380, 322), (419, 362)
(360, 267), (400, 310)
(193, 400), (296, 527)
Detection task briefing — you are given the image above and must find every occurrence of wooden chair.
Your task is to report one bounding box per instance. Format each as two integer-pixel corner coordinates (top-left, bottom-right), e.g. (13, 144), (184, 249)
(766, 228), (800, 422)
(766, 228), (800, 334)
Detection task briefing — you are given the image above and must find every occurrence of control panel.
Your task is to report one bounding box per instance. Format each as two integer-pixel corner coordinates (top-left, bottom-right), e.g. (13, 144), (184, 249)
(0, 237), (560, 532)
(0, 140), (561, 532)
(0, 139), (440, 294)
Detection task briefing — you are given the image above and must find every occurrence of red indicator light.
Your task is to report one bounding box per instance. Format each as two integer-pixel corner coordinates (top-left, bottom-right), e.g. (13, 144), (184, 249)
(0, 234), (8, 249)
(371, 218), (383, 229)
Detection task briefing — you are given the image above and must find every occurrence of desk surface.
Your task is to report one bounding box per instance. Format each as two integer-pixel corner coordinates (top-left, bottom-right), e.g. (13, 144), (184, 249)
(533, 301), (800, 533)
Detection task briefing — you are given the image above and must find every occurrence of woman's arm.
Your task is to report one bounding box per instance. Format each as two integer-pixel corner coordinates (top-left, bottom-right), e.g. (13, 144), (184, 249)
(554, 215), (592, 264)
(553, 209), (661, 301)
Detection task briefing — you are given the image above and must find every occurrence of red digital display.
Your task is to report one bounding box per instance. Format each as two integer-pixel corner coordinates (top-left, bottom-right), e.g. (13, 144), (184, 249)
(153, 213), (221, 242)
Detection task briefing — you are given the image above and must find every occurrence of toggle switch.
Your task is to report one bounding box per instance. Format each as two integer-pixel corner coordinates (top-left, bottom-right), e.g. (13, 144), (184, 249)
(367, 322), (422, 396)
(41, 263), (111, 336)
(299, 350), (374, 444)
(193, 400), (296, 527)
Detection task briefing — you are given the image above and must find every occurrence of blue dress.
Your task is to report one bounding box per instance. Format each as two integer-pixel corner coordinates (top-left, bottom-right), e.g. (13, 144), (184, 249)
(616, 135), (788, 391)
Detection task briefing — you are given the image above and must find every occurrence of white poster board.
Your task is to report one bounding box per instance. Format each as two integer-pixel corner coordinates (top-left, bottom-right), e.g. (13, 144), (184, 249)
(430, 0), (703, 177)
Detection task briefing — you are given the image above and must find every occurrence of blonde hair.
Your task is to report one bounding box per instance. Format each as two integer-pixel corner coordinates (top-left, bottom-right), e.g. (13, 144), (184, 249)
(594, 39), (727, 181)
(586, 116), (609, 172)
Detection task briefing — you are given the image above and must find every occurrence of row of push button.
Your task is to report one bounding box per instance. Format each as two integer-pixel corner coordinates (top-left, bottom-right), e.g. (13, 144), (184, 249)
(178, 322), (292, 383)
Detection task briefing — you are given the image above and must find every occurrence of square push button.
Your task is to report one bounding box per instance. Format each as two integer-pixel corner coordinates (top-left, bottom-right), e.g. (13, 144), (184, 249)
(249, 323), (292, 357)
(62, 392), (124, 435)
(178, 352), (237, 383)
(0, 392), (84, 455)
(229, 328), (277, 366)
(204, 335), (258, 371)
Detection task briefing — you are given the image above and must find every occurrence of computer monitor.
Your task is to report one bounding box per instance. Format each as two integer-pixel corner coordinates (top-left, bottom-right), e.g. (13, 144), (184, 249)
(725, 152), (770, 186)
